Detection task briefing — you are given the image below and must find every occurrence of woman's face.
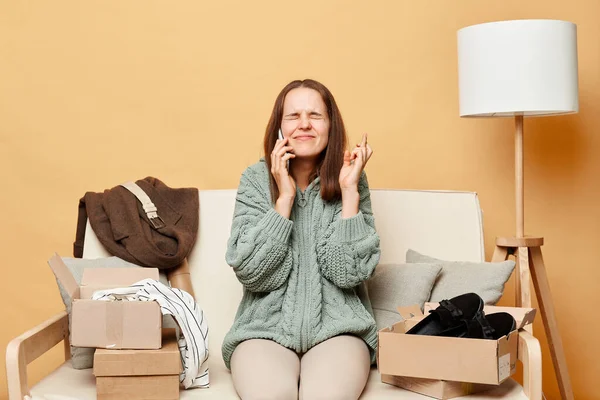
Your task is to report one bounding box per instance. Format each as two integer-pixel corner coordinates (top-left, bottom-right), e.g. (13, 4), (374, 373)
(280, 87), (330, 160)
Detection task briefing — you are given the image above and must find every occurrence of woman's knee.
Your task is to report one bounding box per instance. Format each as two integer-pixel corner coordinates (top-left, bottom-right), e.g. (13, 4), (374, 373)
(298, 335), (370, 400)
(234, 369), (299, 400)
(231, 339), (300, 400)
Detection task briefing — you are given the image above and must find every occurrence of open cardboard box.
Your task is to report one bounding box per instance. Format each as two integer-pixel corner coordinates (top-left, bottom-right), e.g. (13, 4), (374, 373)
(48, 253), (162, 349)
(377, 302), (536, 398)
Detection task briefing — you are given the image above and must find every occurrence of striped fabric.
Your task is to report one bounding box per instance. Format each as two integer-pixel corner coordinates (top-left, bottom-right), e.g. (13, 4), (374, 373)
(92, 279), (209, 389)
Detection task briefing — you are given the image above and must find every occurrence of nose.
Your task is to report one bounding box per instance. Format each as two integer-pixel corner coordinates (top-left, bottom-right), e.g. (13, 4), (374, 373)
(299, 112), (311, 130)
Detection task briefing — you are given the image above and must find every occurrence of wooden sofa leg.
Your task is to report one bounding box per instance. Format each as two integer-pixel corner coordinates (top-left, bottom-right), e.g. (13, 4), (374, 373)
(64, 333), (72, 361)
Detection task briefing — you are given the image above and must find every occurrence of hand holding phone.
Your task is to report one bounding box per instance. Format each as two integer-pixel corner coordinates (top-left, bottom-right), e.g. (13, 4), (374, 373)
(278, 129), (290, 170)
(272, 128), (297, 209)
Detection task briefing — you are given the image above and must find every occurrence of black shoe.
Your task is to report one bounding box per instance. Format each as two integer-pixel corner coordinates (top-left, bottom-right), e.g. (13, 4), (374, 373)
(406, 293), (484, 337)
(467, 311), (517, 340)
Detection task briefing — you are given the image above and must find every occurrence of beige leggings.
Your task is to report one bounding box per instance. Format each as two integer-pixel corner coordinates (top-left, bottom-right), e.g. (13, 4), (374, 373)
(230, 335), (371, 400)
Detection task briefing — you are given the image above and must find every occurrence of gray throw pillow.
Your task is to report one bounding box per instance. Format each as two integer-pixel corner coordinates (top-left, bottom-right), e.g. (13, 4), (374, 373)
(367, 263), (442, 330)
(405, 249), (515, 304)
(53, 256), (171, 369)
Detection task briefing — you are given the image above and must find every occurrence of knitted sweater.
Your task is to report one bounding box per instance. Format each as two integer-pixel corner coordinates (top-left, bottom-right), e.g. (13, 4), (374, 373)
(221, 158), (381, 369)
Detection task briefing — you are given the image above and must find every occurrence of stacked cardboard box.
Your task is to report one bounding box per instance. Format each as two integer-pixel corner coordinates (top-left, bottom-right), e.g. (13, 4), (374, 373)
(94, 328), (181, 400)
(49, 254), (180, 399)
(377, 302), (536, 399)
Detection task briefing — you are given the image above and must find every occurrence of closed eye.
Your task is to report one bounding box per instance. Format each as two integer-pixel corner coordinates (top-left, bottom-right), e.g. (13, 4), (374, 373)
(284, 113), (300, 120)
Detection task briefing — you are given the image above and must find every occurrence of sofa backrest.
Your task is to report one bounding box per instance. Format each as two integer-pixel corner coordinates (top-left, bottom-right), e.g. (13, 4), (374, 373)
(81, 188), (484, 363)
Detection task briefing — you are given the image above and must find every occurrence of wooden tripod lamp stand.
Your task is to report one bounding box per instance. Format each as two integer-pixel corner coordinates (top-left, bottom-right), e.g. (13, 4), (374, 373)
(457, 19), (578, 400)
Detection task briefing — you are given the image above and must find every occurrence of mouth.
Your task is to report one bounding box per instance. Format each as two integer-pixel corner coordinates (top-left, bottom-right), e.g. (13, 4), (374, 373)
(293, 135), (315, 141)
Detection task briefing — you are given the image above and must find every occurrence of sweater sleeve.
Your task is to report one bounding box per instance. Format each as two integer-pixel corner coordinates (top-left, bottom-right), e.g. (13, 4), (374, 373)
(316, 172), (381, 289)
(225, 168), (294, 293)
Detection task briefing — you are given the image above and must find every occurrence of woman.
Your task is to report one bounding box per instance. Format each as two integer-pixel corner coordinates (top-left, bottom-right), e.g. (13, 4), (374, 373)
(222, 79), (380, 400)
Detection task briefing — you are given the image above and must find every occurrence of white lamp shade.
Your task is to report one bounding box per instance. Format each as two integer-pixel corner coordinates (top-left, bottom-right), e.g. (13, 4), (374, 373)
(457, 19), (579, 117)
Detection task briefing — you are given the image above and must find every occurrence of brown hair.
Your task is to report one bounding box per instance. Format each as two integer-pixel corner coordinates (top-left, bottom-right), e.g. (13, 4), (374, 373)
(264, 79), (347, 204)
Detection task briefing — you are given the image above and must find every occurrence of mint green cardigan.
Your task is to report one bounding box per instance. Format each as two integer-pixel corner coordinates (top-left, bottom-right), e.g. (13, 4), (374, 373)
(221, 159), (381, 369)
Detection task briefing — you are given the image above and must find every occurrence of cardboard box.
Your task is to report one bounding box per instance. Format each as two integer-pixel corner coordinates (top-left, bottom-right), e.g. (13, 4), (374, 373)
(94, 328), (181, 400)
(48, 253), (162, 349)
(94, 328), (181, 377)
(377, 302), (536, 391)
(96, 375), (179, 400)
(381, 375), (494, 399)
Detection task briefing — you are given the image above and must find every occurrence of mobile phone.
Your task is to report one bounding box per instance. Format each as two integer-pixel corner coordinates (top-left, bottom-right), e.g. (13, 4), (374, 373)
(278, 129), (290, 170)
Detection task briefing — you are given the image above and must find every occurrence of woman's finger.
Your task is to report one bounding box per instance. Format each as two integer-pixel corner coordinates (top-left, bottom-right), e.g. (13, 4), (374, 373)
(276, 146), (294, 158)
(366, 144), (373, 160)
(273, 137), (283, 151)
(276, 147), (293, 172)
(273, 136), (288, 154)
(282, 153), (296, 162)
(279, 153), (295, 175)
(343, 150), (352, 167)
(352, 147), (364, 168)
(349, 149), (358, 165)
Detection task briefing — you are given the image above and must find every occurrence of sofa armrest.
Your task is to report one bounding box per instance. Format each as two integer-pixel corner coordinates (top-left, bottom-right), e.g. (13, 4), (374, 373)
(518, 330), (542, 400)
(5, 311), (70, 400)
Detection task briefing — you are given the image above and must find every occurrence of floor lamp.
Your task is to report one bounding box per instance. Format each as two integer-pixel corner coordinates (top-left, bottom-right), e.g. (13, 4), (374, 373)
(457, 19), (578, 399)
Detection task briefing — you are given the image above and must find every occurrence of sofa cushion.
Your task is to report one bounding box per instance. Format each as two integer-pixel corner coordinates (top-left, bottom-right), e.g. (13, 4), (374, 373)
(405, 249), (515, 304)
(367, 263), (442, 330)
(29, 360), (528, 399)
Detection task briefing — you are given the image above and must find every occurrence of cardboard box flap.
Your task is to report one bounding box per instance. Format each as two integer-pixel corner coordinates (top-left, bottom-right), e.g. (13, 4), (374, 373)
(480, 305), (536, 330)
(80, 267), (159, 299)
(517, 308), (536, 330)
(47, 253), (80, 300)
(82, 267), (159, 286)
(424, 302), (536, 330)
(396, 304), (424, 320)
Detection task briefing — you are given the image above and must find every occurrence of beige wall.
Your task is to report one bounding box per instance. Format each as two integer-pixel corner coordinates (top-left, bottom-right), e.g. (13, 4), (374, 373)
(1, 1), (598, 399)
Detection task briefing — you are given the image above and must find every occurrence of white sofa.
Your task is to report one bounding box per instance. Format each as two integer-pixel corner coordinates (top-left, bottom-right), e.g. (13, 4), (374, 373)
(6, 188), (542, 399)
